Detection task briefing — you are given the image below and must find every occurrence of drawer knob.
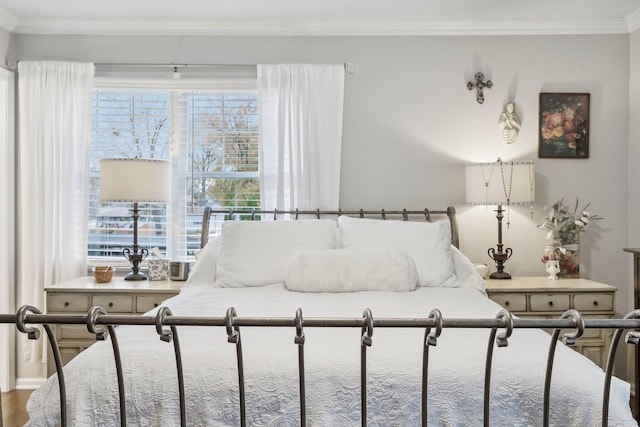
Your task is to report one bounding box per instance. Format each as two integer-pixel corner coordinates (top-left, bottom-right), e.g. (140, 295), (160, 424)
(548, 301), (554, 307)
(108, 302), (114, 308)
(64, 302), (69, 307)
(504, 301), (510, 307)
(593, 300), (599, 306)
(154, 303), (159, 308)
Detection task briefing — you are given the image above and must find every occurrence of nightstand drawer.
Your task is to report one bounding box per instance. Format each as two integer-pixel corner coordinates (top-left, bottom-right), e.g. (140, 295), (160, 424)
(48, 294), (90, 312)
(137, 295), (173, 313)
(574, 294), (613, 311)
(57, 324), (95, 341)
(92, 295), (134, 313)
(530, 294), (570, 311)
(490, 293), (526, 311)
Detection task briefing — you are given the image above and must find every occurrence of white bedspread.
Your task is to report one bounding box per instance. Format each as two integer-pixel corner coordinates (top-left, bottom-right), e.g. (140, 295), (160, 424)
(27, 285), (635, 426)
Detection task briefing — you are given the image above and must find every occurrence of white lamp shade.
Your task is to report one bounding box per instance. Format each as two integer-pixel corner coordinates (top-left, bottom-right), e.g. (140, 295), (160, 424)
(100, 158), (171, 202)
(465, 160), (535, 206)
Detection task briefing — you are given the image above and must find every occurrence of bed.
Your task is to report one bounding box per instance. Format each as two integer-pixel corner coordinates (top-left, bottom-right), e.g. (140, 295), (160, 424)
(9, 208), (640, 426)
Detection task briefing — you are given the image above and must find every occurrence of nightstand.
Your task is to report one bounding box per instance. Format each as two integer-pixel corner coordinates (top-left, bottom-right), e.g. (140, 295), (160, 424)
(485, 276), (616, 369)
(44, 276), (184, 376)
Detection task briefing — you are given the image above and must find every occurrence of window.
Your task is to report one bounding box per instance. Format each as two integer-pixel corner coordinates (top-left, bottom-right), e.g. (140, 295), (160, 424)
(88, 85), (259, 262)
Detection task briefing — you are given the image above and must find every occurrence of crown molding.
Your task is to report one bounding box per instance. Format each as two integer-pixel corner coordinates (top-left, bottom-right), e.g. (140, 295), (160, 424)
(626, 8), (640, 33)
(0, 6), (19, 32)
(10, 18), (633, 36)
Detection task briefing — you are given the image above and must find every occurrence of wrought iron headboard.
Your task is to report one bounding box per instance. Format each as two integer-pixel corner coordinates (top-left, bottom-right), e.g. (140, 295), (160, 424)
(201, 207), (459, 249)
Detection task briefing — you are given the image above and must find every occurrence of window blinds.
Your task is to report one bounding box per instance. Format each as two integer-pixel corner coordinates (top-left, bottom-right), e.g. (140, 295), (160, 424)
(89, 88), (259, 261)
(174, 91), (259, 258)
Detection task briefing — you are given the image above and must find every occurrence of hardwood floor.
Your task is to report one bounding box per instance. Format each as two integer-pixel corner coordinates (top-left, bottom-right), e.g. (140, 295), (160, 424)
(1, 389), (32, 427)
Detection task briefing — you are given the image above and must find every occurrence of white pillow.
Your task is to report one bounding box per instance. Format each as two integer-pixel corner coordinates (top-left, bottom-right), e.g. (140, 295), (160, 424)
(337, 216), (456, 287)
(450, 245), (486, 293)
(183, 235), (221, 288)
(215, 219), (337, 287)
(284, 249), (418, 293)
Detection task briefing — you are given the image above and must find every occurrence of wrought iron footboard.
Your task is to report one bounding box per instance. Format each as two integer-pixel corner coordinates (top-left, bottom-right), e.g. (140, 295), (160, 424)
(2, 306), (640, 427)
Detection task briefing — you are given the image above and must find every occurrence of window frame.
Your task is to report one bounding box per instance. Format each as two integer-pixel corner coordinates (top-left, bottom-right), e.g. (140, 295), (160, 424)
(88, 76), (259, 267)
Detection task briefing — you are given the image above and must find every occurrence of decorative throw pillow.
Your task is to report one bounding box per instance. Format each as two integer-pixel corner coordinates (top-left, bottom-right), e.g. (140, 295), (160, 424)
(284, 249), (418, 293)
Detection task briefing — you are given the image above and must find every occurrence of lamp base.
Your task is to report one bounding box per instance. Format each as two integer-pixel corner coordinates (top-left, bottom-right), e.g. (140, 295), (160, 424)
(489, 271), (512, 280)
(486, 204), (514, 281)
(124, 271), (148, 281)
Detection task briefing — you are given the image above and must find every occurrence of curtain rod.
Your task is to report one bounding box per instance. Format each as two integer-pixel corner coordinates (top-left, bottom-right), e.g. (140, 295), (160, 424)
(9, 61), (355, 74)
(95, 63), (252, 68)
(94, 62), (355, 74)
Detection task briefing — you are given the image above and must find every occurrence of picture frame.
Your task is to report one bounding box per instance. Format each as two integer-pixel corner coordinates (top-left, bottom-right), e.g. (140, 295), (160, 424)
(538, 92), (590, 159)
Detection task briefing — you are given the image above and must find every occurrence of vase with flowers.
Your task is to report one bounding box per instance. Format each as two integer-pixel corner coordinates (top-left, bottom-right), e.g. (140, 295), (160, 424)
(538, 198), (602, 278)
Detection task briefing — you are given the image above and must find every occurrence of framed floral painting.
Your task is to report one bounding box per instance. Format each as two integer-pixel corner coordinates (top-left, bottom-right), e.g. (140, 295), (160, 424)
(538, 93), (590, 158)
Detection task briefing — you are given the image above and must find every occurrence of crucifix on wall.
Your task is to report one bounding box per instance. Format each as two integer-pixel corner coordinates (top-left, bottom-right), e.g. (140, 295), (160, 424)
(467, 72), (493, 104)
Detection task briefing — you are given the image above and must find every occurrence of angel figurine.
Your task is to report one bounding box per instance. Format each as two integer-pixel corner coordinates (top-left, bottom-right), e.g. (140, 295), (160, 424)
(498, 102), (521, 144)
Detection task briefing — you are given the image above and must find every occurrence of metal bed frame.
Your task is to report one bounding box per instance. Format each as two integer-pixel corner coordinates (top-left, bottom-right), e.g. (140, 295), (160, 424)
(2, 207), (639, 426)
(2, 307), (640, 426)
(200, 206), (460, 249)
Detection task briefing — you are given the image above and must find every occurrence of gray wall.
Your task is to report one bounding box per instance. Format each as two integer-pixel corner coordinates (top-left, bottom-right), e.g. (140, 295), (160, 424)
(9, 33), (632, 380)
(0, 28), (10, 68)
(628, 28), (640, 385)
(630, 31), (640, 256)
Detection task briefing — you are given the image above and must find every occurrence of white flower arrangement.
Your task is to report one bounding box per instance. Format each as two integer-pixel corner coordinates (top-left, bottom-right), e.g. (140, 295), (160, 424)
(537, 198), (602, 245)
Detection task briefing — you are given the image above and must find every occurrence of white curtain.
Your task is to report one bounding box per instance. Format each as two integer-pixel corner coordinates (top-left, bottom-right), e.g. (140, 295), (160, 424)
(258, 64), (345, 211)
(17, 61), (94, 362)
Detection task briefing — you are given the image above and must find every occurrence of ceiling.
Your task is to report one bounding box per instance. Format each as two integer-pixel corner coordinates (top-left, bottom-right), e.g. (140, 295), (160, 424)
(1, 0), (640, 36)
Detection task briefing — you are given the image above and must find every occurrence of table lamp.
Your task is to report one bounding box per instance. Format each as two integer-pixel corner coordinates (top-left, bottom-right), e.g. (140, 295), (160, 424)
(100, 158), (171, 280)
(465, 159), (535, 279)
